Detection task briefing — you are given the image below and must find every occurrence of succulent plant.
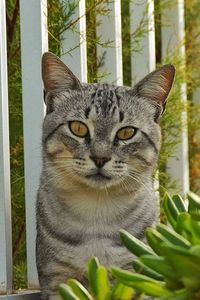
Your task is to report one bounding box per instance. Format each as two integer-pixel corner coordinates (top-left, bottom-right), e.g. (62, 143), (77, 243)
(59, 257), (134, 300)
(59, 192), (200, 300)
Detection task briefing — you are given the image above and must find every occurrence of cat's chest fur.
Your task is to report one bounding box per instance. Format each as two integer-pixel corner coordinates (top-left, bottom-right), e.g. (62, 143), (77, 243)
(37, 180), (157, 269)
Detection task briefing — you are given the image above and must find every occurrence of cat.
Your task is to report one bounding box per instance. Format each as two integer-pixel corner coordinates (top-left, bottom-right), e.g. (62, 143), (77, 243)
(36, 52), (175, 300)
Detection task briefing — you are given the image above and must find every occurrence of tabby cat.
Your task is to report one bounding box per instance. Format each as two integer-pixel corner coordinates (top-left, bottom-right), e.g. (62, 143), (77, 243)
(36, 52), (175, 300)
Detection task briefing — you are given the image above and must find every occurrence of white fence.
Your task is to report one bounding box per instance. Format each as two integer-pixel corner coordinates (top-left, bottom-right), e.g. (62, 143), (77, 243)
(0, 0), (189, 298)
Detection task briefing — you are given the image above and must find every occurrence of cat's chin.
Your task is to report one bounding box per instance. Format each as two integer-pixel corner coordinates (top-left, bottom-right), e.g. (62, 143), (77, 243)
(76, 173), (123, 190)
(62, 169), (125, 190)
(85, 173), (111, 181)
(84, 174), (112, 189)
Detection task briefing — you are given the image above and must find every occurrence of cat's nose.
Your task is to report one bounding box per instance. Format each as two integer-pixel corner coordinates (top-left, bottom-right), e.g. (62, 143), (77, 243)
(90, 156), (111, 168)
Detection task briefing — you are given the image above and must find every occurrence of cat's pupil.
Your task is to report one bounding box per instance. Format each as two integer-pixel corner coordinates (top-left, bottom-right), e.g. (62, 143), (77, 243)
(70, 121), (88, 137)
(117, 127), (135, 140)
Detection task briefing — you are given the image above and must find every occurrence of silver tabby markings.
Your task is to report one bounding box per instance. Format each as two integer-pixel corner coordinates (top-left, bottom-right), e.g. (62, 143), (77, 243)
(36, 52), (175, 300)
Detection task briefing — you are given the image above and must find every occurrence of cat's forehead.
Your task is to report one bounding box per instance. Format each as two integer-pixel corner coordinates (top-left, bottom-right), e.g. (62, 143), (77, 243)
(83, 83), (128, 119)
(56, 83), (157, 125)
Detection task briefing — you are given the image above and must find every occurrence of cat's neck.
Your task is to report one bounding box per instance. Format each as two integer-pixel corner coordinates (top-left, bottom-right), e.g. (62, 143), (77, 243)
(45, 176), (153, 221)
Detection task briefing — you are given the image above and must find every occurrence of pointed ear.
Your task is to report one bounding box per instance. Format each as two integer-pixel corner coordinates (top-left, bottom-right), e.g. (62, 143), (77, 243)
(42, 52), (82, 92)
(133, 64), (175, 113)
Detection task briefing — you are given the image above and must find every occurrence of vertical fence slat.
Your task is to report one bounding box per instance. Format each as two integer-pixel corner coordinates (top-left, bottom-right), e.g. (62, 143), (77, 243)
(96, 0), (123, 85)
(0, 0), (13, 294)
(61, 0), (87, 82)
(161, 0), (189, 195)
(130, 0), (159, 193)
(130, 0), (156, 84)
(20, 0), (48, 288)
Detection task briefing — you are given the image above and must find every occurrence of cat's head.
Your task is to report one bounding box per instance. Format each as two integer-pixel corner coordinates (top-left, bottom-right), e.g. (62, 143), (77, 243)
(41, 52), (175, 191)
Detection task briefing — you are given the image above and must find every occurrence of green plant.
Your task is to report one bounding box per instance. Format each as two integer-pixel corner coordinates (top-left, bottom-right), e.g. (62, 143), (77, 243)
(59, 192), (200, 300)
(59, 257), (135, 300)
(113, 192), (200, 299)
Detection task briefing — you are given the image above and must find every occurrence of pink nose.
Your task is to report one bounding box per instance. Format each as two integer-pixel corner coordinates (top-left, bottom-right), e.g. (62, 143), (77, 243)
(90, 156), (111, 168)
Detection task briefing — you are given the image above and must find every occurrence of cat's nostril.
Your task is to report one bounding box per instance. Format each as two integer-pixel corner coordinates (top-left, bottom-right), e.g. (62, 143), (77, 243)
(90, 156), (111, 168)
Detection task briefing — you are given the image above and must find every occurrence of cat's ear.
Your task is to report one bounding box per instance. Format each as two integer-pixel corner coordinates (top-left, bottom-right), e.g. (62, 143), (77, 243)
(133, 64), (175, 113)
(42, 52), (82, 92)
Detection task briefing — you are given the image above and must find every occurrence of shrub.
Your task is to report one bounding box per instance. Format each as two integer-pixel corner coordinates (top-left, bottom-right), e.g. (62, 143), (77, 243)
(59, 192), (200, 300)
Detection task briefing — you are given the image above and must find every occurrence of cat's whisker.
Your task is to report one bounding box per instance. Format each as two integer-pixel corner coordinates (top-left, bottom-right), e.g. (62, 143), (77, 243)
(44, 160), (74, 166)
(122, 177), (138, 195)
(44, 165), (75, 173)
(128, 169), (152, 182)
(42, 167), (76, 187)
(44, 160), (87, 169)
(104, 185), (109, 196)
(116, 174), (133, 195)
(126, 173), (153, 193)
(129, 169), (168, 193)
(129, 173), (152, 189)
(44, 161), (74, 166)
(110, 169), (131, 194)
(128, 168), (152, 178)
(120, 179), (132, 195)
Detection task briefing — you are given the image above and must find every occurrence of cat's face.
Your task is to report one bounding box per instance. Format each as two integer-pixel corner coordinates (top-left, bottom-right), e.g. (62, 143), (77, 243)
(42, 53), (175, 190)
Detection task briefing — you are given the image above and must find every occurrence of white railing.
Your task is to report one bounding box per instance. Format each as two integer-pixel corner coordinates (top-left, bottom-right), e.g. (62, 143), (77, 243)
(0, 0), (189, 298)
(0, 0), (12, 296)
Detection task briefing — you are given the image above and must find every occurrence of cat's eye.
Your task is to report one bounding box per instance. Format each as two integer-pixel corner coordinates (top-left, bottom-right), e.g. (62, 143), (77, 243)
(116, 126), (136, 141)
(69, 121), (88, 138)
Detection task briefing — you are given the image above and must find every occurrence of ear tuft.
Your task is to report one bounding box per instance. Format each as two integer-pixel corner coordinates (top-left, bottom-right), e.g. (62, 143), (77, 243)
(42, 52), (81, 92)
(134, 64), (175, 112)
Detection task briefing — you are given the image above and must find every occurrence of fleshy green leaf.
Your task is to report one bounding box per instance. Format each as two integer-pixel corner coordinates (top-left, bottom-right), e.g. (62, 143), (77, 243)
(139, 255), (178, 282)
(59, 283), (80, 300)
(188, 191), (200, 211)
(145, 228), (169, 256)
(111, 267), (170, 297)
(160, 288), (189, 300)
(156, 223), (191, 249)
(190, 211), (200, 221)
(96, 266), (110, 300)
(67, 279), (93, 300)
(120, 229), (154, 257)
(163, 193), (179, 229)
(172, 195), (187, 213)
(176, 213), (200, 244)
(161, 243), (200, 291)
(87, 257), (100, 297)
(190, 245), (200, 257)
(111, 282), (133, 300)
(133, 260), (164, 281)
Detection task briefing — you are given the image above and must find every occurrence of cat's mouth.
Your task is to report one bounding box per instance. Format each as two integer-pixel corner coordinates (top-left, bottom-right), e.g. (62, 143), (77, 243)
(85, 172), (111, 181)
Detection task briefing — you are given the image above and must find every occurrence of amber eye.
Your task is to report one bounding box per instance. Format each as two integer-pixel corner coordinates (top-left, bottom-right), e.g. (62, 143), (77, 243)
(116, 126), (136, 141)
(69, 121), (88, 137)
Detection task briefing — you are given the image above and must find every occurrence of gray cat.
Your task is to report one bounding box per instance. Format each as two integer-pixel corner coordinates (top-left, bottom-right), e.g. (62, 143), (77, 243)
(36, 52), (175, 300)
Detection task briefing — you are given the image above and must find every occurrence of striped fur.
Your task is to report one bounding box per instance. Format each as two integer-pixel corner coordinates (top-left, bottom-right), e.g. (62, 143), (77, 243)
(36, 52), (175, 299)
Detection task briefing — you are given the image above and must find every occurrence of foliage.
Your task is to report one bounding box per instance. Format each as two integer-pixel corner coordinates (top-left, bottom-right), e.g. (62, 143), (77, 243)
(154, 0), (186, 195)
(185, 0), (200, 195)
(59, 192), (200, 300)
(6, 0), (26, 289)
(59, 257), (135, 300)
